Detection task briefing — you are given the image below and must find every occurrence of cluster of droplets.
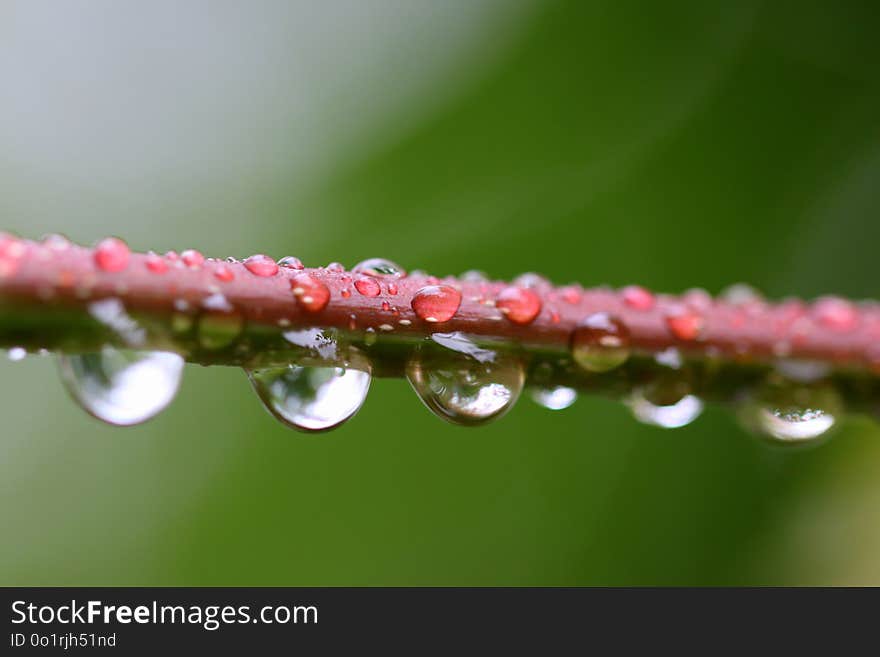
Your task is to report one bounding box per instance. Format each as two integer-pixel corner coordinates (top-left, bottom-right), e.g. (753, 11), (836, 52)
(0, 233), (864, 444)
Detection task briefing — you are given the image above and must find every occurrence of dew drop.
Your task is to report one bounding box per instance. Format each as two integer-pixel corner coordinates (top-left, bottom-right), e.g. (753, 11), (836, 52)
(665, 307), (705, 341)
(812, 296), (858, 332)
(720, 283), (763, 306)
(461, 270), (488, 282)
(94, 237), (130, 273)
(181, 249), (205, 268)
(325, 262), (346, 272)
(621, 285), (655, 311)
(559, 285), (582, 305)
(352, 257), (405, 278)
(496, 286), (541, 325)
(290, 273), (330, 312)
(364, 327), (377, 346)
(0, 235), (25, 277)
(145, 251), (169, 274)
(278, 256), (304, 270)
(341, 288), (351, 298)
(244, 254), (279, 277)
(628, 383), (703, 429)
(529, 386), (577, 410)
(513, 272), (550, 289)
(213, 264), (235, 282)
(411, 285), (462, 323)
(354, 276), (381, 297)
(739, 382), (841, 444)
(247, 363), (371, 432)
(387, 282), (399, 296)
(571, 312), (630, 372)
(41, 233), (71, 251)
(7, 346), (26, 362)
(406, 335), (524, 426)
(57, 348), (184, 426)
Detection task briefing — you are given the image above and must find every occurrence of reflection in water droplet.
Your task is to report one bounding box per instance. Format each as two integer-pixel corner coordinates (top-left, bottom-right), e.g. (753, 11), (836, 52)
(629, 383), (703, 428)
(278, 256), (304, 270)
(7, 346), (26, 361)
(411, 285), (462, 323)
(363, 327), (377, 346)
(57, 348), (184, 426)
(354, 276), (381, 297)
(352, 258), (405, 278)
(571, 312), (630, 372)
(496, 286), (541, 325)
(739, 382), (841, 444)
(406, 335), (524, 426)
(283, 328), (338, 360)
(247, 364), (371, 432)
(654, 347), (683, 369)
(290, 273), (331, 312)
(530, 386), (577, 410)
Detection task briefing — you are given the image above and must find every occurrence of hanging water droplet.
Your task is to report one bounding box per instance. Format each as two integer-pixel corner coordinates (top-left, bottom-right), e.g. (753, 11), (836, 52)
(628, 381), (703, 428)
(93, 237), (130, 273)
(6, 346), (26, 362)
(411, 285), (462, 323)
(570, 312), (630, 372)
(244, 254), (279, 277)
(529, 386), (577, 410)
(406, 334), (524, 426)
(738, 382), (841, 444)
(57, 348), (184, 426)
(247, 363), (371, 432)
(352, 257), (405, 278)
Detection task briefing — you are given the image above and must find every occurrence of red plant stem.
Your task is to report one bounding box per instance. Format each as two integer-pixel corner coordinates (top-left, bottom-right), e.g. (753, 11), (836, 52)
(1, 236), (879, 372)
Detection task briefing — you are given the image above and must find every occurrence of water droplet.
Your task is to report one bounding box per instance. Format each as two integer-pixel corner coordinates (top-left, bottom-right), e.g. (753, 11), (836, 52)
(739, 382), (841, 444)
(244, 254), (279, 277)
(41, 233), (70, 251)
(145, 251), (169, 274)
(7, 346), (26, 361)
(683, 288), (713, 311)
(496, 286), (541, 325)
(665, 307), (705, 341)
(621, 285), (655, 311)
(202, 292), (233, 312)
(290, 273), (330, 313)
(654, 346), (683, 369)
(247, 363), (371, 432)
(812, 296), (858, 332)
(181, 249), (205, 268)
(94, 237), (130, 273)
(283, 327), (338, 360)
(278, 256), (304, 270)
(354, 276), (381, 297)
(411, 285), (462, 323)
(0, 235), (25, 277)
(571, 312), (630, 372)
(720, 283), (763, 306)
(461, 270), (488, 282)
(530, 386), (577, 410)
(165, 250), (180, 262)
(363, 327), (377, 346)
(198, 309), (243, 349)
(513, 272), (550, 289)
(629, 383), (703, 429)
(352, 257), (405, 278)
(406, 335), (524, 426)
(559, 285), (582, 305)
(387, 282), (399, 296)
(213, 264), (235, 282)
(325, 262), (345, 272)
(58, 348), (184, 426)
(89, 298), (145, 345)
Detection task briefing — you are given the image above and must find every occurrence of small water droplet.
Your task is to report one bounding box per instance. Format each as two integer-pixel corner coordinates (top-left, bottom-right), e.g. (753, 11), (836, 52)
(629, 384), (703, 429)
(290, 274), (330, 312)
(41, 233), (70, 251)
(529, 386), (577, 410)
(165, 250), (180, 262)
(145, 251), (169, 274)
(214, 264), (235, 282)
(7, 346), (26, 362)
(461, 270), (488, 282)
(621, 285), (655, 311)
(559, 285), (582, 305)
(720, 283), (763, 306)
(411, 285), (462, 323)
(94, 237), (130, 273)
(244, 254), (279, 277)
(812, 296), (858, 332)
(571, 312), (630, 372)
(341, 288), (351, 298)
(247, 363), (371, 432)
(665, 307), (705, 341)
(352, 257), (405, 278)
(496, 286), (541, 325)
(406, 335), (524, 426)
(683, 288), (713, 311)
(181, 249), (205, 268)
(364, 327), (377, 346)
(278, 256), (304, 270)
(325, 262), (346, 272)
(0, 235), (25, 277)
(513, 272), (550, 289)
(354, 276), (381, 297)
(387, 282), (399, 296)
(58, 348), (184, 426)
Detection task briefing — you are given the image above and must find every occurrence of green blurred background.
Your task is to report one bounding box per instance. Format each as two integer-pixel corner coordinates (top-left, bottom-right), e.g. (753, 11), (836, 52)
(2, 0), (880, 585)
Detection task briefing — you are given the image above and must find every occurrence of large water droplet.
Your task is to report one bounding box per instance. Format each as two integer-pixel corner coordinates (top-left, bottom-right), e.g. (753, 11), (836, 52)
(739, 382), (841, 444)
(247, 364), (371, 432)
(93, 237), (130, 273)
(496, 286), (541, 325)
(628, 381), (703, 428)
(406, 334), (524, 426)
(571, 312), (630, 372)
(529, 386), (577, 410)
(411, 285), (462, 323)
(352, 258), (405, 278)
(57, 348), (184, 426)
